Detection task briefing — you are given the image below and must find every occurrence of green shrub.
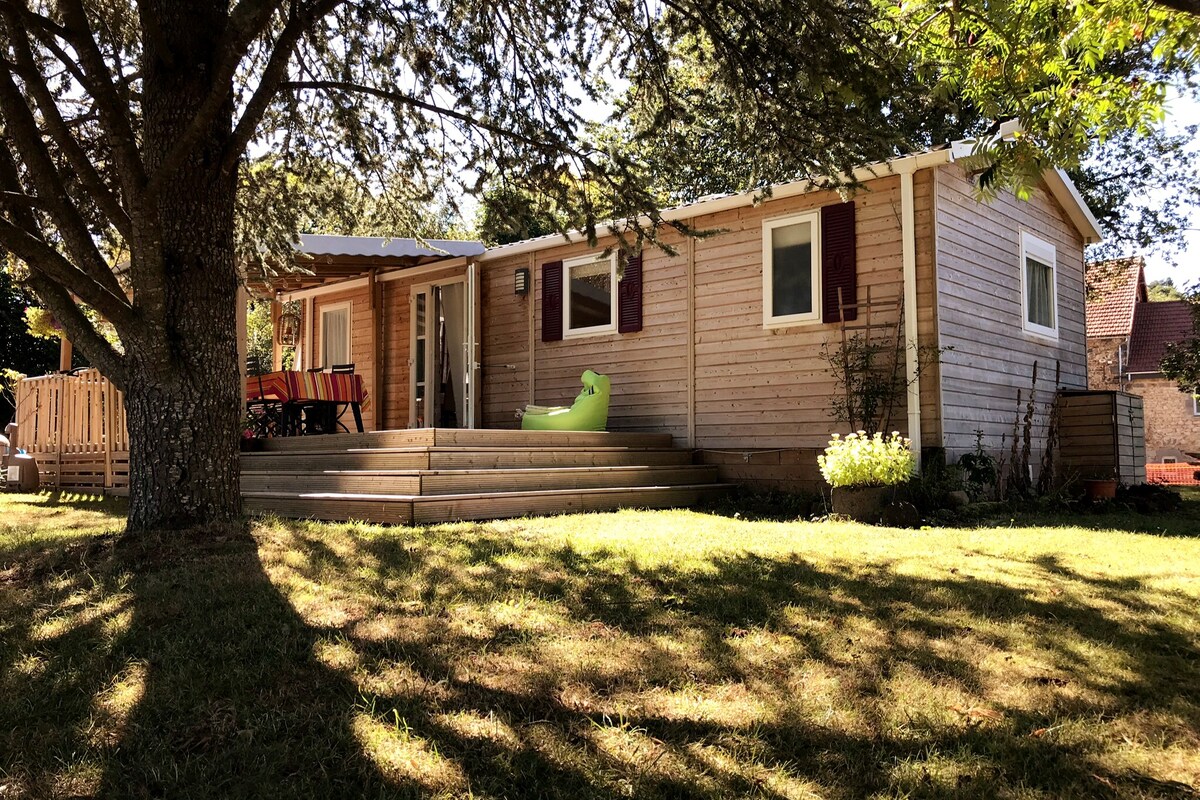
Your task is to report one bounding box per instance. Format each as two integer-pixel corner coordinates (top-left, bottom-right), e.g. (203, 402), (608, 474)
(818, 431), (916, 488)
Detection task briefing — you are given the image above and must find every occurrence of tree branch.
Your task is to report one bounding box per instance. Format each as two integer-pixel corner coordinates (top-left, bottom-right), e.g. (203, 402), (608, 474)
(57, 0), (147, 197)
(0, 137), (135, 332)
(0, 6), (132, 239)
(221, 0), (343, 176)
(146, 0), (315, 195)
(279, 80), (553, 149)
(24, 272), (127, 388)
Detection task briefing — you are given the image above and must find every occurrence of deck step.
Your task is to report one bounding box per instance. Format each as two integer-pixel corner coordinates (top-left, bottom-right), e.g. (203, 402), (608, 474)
(255, 428), (675, 452)
(241, 447), (694, 471)
(240, 465), (719, 496)
(243, 483), (732, 525)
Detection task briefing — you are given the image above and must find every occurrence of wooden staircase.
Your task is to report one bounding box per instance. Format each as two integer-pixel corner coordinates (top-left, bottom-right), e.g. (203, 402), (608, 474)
(240, 428), (730, 525)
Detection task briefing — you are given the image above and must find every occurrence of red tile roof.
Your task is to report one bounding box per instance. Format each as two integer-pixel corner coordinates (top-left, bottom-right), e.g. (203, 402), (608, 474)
(1127, 300), (1196, 373)
(1086, 257), (1146, 338)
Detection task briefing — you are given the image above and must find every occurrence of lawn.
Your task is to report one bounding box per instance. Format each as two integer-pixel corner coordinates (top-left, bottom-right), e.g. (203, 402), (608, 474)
(1, 492), (1198, 799)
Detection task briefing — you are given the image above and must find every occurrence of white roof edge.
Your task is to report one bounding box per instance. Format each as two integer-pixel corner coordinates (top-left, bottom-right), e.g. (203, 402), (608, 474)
(1042, 168), (1104, 245)
(296, 234), (486, 259)
(478, 149), (953, 262)
(478, 146), (1105, 261)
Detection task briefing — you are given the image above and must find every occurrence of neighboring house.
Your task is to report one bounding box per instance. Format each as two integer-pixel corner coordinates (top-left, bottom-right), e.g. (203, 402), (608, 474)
(274, 143), (1101, 490)
(1086, 257), (1200, 463)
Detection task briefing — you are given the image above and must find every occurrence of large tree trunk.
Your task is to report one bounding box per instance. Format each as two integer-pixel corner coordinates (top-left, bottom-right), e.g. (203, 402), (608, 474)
(126, 2), (241, 532)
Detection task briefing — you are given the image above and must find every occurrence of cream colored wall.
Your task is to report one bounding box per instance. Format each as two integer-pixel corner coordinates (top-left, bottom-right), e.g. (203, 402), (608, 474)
(479, 174), (942, 457)
(933, 164), (1088, 460)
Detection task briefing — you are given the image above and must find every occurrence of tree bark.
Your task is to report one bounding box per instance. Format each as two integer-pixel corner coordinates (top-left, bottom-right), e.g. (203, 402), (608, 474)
(126, 1), (241, 532)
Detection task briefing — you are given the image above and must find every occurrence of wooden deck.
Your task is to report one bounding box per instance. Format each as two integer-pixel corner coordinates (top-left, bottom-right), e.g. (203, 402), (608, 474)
(241, 428), (731, 524)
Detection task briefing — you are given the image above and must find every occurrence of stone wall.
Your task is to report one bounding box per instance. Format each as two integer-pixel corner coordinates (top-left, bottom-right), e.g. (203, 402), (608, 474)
(1086, 335), (1126, 391)
(1130, 376), (1200, 462)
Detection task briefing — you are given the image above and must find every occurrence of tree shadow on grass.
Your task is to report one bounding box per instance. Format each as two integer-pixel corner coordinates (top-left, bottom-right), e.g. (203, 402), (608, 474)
(252, 519), (1200, 799)
(0, 523), (406, 798)
(2, 507), (1199, 799)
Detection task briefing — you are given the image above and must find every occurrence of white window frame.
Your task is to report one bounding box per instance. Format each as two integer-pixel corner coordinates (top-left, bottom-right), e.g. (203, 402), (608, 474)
(762, 210), (822, 329)
(318, 300), (352, 368)
(562, 251), (618, 338)
(1019, 231), (1058, 341)
(1192, 394), (1200, 416)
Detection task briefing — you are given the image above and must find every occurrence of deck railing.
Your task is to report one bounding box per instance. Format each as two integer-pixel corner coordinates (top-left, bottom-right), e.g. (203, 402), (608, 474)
(11, 369), (129, 492)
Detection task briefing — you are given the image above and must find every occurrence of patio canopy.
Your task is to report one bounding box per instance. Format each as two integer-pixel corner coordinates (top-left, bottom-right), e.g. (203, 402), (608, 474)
(249, 235), (486, 292)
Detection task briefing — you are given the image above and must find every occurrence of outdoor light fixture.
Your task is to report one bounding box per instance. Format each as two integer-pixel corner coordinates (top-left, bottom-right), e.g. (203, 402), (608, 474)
(514, 268), (530, 295)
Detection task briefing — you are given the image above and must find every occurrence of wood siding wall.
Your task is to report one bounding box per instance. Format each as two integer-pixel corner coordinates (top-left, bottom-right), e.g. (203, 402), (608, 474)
(933, 164), (1088, 461)
(479, 173), (944, 490)
(311, 286), (376, 432)
(300, 264), (468, 432)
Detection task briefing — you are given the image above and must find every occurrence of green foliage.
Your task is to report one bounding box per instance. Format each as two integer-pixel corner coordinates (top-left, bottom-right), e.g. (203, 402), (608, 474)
(475, 185), (571, 246)
(1148, 277), (1185, 301)
(885, 0), (1200, 201)
(818, 431), (917, 488)
(820, 334), (905, 435)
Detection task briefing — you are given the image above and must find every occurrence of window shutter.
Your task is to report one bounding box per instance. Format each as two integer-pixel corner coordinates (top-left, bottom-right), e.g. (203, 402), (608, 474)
(821, 201), (857, 323)
(617, 253), (643, 333)
(541, 260), (563, 342)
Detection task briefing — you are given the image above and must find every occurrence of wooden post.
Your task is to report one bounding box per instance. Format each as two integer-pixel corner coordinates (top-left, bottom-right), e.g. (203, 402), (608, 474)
(369, 268), (381, 432)
(236, 288), (249, 409)
(58, 336), (72, 372)
(686, 222), (696, 449)
(270, 299), (283, 371)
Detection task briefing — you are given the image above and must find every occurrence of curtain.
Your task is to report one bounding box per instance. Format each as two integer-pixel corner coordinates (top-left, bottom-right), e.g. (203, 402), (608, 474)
(321, 307), (350, 366)
(1026, 257), (1054, 329)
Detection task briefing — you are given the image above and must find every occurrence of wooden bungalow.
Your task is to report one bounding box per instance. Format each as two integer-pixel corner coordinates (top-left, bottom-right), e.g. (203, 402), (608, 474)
(14, 143), (1134, 521)
(270, 145), (1103, 491)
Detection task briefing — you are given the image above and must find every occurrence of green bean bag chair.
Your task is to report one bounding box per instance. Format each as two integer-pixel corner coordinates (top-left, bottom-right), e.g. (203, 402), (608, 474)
(521, 370), (611, 431)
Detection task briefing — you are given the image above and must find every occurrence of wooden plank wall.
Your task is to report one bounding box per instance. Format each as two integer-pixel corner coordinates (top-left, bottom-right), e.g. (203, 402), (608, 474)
(1057, 391), (1146, 484)
(311, 286), (376, 432)
(933, 163), (1088, 463)
(479, 174), (944, 490)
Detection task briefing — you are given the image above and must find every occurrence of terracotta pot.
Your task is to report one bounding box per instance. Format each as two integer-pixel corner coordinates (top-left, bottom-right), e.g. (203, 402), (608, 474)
(1083, 478), (1117, 501)
(830, 485), (894, 523)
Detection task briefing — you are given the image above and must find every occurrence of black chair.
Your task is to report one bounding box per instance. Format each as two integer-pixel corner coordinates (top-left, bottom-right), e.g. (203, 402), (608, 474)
(328, 363), (356, 431)
(245, 355), (284, 437)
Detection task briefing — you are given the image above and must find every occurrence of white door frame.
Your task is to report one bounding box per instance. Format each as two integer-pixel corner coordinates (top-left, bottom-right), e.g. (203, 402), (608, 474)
(409, 273), (475, 428)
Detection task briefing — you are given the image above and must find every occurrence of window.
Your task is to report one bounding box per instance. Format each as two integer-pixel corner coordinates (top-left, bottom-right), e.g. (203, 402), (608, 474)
(1193, 395), (1200, 416)
(319, 302), (351, 367)
(763, 211), (821, 327)
(1020, 232), (1057, 339)
(563, 252), (617, 336)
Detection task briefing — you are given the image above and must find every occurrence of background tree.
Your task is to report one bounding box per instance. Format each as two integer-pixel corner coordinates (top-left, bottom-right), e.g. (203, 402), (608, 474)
(0, 0), (929, 533)
(1149, 277), (1187, 300)
(0, 263), (57, 423)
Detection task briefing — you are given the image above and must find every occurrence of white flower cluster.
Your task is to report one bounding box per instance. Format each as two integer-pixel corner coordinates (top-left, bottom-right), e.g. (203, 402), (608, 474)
(817, 431), (916, 488)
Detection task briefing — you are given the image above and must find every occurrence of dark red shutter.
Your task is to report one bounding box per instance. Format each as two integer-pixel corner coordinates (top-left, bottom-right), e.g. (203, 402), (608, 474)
(821, 201), (857, 323)
(617, 253), (643, 333)
(541, 260), (563, 342)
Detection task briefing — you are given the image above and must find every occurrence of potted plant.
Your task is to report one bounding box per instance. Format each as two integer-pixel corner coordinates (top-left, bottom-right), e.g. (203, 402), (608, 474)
(818, 431), (917, 523)
(1082, 471), (1118, 501)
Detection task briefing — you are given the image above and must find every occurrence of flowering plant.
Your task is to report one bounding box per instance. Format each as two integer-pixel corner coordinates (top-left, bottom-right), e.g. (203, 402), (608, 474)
(818, 431), (915, 488)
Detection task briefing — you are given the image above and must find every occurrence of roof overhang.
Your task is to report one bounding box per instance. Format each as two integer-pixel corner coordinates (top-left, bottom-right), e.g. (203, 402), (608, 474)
(249, 235), (486, 293)
(479, 141), (1104, 261)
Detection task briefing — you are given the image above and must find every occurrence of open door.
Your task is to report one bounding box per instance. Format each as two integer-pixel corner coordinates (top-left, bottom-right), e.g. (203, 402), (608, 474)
(410, 270), (478, 428)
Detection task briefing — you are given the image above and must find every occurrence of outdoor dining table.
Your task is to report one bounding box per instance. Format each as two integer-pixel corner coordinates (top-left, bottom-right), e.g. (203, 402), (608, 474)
(246, 370), (368, 434)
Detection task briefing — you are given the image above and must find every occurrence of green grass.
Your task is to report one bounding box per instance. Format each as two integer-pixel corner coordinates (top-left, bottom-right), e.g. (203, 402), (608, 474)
(2, 491), (1199, 799)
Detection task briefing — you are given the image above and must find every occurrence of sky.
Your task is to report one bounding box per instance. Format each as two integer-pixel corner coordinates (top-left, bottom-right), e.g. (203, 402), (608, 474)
(1139, 88), (1200, 287)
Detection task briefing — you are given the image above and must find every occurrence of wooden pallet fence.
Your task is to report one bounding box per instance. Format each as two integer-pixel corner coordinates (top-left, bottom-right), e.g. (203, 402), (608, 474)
(11, 369), (129, 492)
(1057, 390), (1146, 485)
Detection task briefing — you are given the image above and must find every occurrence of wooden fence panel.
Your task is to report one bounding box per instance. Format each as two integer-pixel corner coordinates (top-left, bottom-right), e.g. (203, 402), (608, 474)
(12, 370), (128, 492)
